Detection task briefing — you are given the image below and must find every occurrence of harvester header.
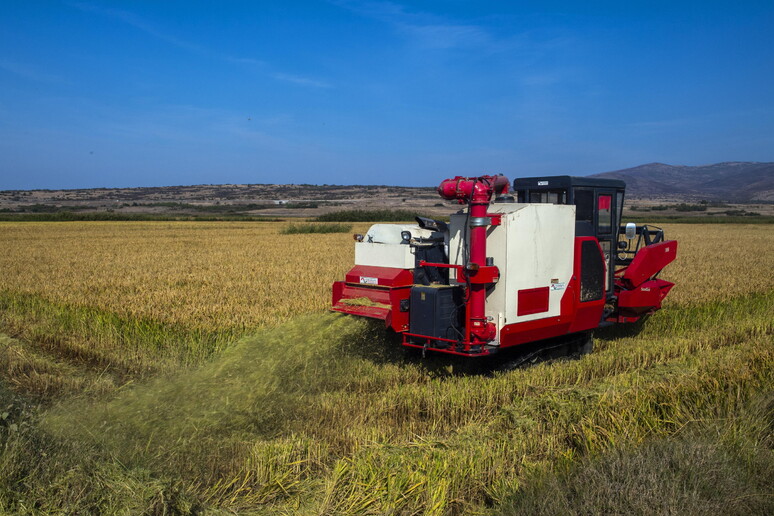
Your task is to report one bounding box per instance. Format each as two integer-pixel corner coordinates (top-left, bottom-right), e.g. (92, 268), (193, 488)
(332, 173), (677, 358)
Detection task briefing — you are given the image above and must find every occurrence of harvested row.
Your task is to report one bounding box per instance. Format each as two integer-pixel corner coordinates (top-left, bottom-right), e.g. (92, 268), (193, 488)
(3, 290), (771, 514)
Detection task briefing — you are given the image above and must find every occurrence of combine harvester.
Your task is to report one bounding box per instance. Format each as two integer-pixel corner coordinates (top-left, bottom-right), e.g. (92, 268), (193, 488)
(332, 175), (677, 359)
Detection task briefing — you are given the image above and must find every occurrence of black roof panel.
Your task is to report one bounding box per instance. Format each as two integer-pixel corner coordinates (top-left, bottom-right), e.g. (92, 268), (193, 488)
(512, 175), (626, 190)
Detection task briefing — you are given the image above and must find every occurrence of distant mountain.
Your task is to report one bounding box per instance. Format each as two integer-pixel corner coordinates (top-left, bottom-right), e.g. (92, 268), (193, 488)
(590, 162), (774, 202)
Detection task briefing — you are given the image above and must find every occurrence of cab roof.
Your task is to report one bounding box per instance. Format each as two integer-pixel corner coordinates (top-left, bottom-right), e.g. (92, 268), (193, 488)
(512, 175), (626, 190)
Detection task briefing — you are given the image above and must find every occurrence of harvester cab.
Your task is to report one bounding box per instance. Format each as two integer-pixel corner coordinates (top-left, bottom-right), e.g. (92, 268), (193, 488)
(332, 174), (677, 357)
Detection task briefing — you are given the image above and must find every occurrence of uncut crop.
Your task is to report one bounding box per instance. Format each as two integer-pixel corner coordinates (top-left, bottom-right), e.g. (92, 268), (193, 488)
(0, 221), (772, 515)
(1, 223), (769, 326)
(0, 221), (372, 330)
(0, 221), (371, 384)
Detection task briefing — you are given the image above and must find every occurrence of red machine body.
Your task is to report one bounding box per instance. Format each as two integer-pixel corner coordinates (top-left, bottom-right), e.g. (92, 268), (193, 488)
(332, 174), (677, 357)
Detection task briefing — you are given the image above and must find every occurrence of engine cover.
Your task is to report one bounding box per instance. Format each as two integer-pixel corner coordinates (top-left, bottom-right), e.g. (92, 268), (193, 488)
(409, 285), (464, 340)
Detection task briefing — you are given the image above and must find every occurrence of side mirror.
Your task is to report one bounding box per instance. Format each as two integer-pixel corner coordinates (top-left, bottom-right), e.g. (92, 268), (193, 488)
(625, 222), (637, 240)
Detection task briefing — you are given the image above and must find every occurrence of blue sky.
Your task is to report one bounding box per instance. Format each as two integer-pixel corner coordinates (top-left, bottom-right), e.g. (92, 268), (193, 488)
(1, 1), (772, 189)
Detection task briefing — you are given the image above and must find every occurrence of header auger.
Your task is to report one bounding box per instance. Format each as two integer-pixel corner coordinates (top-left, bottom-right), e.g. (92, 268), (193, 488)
(332, 174), (677, 357)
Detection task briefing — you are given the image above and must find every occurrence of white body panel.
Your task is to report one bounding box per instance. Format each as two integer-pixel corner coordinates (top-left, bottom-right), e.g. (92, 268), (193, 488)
(355, 241), (417, 269)
(449, 204), (575, 343)
(365, 224), (434, 244)
(355, 224), (434, 269)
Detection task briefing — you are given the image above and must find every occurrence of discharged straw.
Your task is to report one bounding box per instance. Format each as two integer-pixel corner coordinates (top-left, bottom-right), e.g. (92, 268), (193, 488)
(43, 312), (381, 475)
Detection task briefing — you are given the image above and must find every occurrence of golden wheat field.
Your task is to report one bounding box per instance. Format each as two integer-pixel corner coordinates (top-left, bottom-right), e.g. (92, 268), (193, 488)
(0, 220), (772, 515)
(0, 221), (370, 330)
(1, 221), (771, 328)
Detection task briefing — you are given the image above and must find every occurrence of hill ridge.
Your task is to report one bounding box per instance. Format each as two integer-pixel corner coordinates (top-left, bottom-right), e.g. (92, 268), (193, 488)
(590, 161), (774, 201)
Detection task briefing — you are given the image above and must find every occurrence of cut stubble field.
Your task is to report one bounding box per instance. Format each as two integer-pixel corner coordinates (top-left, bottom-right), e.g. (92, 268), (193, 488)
(0, 221), (772, 515)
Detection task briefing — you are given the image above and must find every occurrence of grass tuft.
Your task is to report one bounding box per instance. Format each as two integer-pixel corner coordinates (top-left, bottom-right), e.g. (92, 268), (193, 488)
(0, 212), (283, 222)
(280, 223), (353, 234)
(315, 209), (441, 222)
(500, 392), (774, 515)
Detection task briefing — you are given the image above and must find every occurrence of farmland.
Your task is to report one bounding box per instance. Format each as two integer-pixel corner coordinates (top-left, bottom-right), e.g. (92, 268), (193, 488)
(0, 221), (772, 514)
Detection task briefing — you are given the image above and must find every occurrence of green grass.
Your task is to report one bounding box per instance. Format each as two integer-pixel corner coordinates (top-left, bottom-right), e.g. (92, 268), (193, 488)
(0, 212), (284, 222)
(1, 203), (92, 213)
(625, 214), (774, 224)
(0, 290), (241, 400)
(0, 287), (771, 514)
(315, 209), (443, 222)
(280, 223), (354, 234)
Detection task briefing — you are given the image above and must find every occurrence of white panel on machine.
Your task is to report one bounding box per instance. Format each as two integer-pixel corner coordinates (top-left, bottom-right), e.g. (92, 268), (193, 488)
(449, 203), (575, 338)
(355, 224), (434, 269)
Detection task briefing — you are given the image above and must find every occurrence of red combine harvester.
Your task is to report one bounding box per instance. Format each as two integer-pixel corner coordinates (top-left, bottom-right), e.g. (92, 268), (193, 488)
(332, 175), (677, 357)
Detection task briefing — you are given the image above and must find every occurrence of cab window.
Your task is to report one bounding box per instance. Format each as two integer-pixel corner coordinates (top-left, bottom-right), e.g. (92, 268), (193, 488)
(529, 190), (566, 204)
(574, 189), (594, 224)
(598, 194), (612, 234)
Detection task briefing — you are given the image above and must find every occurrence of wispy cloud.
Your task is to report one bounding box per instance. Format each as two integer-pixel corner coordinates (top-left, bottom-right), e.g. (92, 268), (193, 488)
(225, 56), (266, 67)
(95, 103), (295, 150)
(398, 23), (491, 50)
(332, 0), (493, 50)
(271, 72), (332, 89)
(520, 72), (568, 87)
(627, 118), (699, 129)
(68, 1), (205, 53)
(624, 108), (774, 133)
(0, 60), (67, 83)
(68, 1), (330, 89)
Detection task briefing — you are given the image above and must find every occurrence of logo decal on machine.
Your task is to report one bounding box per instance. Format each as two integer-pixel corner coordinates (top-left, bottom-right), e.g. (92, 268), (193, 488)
(359, 276), (378, 285)
(550, 278), (566, 291)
